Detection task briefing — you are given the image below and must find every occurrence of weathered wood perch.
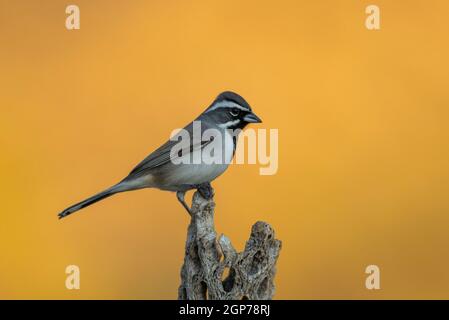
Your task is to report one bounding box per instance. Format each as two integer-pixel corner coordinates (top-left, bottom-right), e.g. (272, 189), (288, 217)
(178, 190), (282, 300)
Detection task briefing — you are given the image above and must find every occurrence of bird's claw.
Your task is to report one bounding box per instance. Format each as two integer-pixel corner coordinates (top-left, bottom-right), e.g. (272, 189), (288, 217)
(196, 182), (214, 200)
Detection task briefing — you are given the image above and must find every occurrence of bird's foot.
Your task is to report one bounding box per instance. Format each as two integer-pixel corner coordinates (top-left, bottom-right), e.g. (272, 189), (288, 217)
(176, 191), (192, 216)
(176, 184), (214, 216)
(196, 182), (214, 200)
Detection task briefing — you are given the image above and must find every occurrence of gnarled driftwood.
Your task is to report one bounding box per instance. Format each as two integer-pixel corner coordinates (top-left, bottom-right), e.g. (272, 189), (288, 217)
(178, 190), (281, 300)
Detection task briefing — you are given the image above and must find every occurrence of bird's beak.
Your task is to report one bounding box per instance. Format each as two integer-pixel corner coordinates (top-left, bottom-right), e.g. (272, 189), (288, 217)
(243, 112), (262, 123)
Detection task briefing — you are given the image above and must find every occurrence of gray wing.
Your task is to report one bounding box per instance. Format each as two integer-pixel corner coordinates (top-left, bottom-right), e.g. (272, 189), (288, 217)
(127, 121), (212, 178)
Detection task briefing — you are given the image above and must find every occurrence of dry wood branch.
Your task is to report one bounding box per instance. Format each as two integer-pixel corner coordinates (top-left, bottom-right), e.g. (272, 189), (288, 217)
(178, 190), (282, 300)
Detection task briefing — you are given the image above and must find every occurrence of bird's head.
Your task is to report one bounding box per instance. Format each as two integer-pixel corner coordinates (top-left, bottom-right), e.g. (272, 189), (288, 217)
(202, 91), (262, 130)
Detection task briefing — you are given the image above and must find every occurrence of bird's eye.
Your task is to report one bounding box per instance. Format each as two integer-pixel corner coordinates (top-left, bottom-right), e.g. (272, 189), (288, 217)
(230, 108), (240, 117)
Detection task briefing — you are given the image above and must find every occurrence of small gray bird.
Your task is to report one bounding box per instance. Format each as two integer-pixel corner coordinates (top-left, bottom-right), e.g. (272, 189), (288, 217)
(58, 91), (262, 219)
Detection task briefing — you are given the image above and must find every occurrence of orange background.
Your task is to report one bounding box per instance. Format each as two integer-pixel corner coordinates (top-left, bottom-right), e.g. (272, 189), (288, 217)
(1, 0), (448, 299)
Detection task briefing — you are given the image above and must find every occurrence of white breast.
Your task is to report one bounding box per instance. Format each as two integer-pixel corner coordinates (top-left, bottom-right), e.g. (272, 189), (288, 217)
(167, 129), (234, 185)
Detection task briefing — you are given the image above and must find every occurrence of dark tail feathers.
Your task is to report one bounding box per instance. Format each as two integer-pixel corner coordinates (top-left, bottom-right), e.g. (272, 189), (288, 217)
(58, 185), (122, 219)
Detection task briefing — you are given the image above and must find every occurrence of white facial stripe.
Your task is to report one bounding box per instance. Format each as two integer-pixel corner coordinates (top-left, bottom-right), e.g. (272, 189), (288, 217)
(219, 119), (241, 128)
(206, 100), (249, 113)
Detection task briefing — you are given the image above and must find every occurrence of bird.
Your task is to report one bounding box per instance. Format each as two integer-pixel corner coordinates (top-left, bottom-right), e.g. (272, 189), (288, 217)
(58, 91), (262, 219)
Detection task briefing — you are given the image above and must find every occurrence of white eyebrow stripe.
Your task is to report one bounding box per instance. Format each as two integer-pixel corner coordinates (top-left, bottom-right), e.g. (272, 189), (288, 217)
(218, 119), (241, 128)
(206, 100), (249, 113)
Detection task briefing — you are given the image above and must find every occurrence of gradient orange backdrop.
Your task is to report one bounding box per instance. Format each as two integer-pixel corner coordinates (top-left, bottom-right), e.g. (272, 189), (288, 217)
(1, 0), (448, 299)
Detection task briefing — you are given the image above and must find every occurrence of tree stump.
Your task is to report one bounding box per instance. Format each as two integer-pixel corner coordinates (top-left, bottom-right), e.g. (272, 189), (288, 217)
(178, 190), (282, 300)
